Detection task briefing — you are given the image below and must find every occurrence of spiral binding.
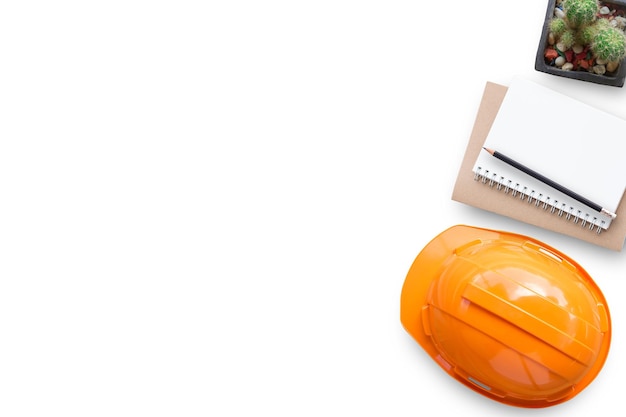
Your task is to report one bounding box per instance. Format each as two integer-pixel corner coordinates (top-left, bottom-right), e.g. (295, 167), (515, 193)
(473, 166), (607, 234)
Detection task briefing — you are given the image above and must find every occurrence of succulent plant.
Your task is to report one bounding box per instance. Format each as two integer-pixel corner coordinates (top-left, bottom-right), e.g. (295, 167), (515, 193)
(551, 0), (600, 48)
(550, 17), (568, 37)
(563, 0), (599, 28)
(560, 29), (577, 49)
(545, 1), (626, 75)
(577, 23), (599, 45)
(592, 26), (626, 62)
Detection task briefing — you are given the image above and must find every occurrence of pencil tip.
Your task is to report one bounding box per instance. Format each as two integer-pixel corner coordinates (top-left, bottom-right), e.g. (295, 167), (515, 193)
(483, 147), (494, 155)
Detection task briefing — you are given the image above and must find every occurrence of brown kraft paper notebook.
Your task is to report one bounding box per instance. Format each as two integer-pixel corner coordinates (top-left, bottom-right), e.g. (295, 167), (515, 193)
(452, 81), (626, 251)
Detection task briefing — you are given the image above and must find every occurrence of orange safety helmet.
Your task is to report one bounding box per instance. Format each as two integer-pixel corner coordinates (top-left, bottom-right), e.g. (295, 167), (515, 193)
(400, 225), (611, 408)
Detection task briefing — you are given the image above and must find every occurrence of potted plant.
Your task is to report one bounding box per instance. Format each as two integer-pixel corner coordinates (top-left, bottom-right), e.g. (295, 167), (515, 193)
(535, 0), (626, 87)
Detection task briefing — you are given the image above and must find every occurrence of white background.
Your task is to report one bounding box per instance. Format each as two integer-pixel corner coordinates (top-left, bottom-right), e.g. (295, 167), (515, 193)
(2, 1), (626, 415)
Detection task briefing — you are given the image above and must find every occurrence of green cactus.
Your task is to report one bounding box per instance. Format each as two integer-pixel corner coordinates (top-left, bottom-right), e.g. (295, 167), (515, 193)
(550, 18), (568, 37)
(577, 23), (599, 45)
(545, 0), (626, 73)
(563, 0), (599, 28)
(594, 17), (612, 31)
(559, 29), (577, 49)
(592, 26), (626, 62)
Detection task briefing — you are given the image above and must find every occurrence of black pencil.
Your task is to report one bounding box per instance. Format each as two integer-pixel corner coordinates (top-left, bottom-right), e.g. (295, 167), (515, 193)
(482, 147), (617, 219)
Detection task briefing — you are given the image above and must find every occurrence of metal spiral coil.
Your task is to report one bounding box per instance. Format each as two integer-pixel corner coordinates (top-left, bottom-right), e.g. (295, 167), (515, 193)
(473, 167), (605, 234)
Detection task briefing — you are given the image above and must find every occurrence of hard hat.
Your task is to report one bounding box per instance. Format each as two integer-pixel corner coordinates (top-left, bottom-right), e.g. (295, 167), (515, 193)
(400, 225), (611, 408)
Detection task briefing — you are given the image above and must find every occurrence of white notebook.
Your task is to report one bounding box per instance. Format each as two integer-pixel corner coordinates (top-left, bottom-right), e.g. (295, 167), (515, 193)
(472, 78), (626, 232)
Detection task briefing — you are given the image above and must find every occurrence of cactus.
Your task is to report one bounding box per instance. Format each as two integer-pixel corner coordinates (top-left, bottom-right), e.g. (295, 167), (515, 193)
(592, 26), (626, 62)
(550, 18), (568, 37)
(560, 29), (577, 49)
(563, 0), (599, 28)
(595, 16), (612, 29)
(550, 0), (600, 50)
(545, 1), (626, 75)
(577, 23), (599, 45)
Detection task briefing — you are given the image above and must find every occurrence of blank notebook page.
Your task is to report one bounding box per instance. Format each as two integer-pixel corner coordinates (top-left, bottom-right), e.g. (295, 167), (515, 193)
(472, 77), (626, 230)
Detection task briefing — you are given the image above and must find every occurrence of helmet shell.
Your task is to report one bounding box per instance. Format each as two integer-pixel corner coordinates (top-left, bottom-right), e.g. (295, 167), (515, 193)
(400, 225), (611, 408)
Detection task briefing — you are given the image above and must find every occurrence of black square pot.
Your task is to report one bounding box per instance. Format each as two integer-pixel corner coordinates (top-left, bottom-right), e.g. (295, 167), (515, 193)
(535, 0), (626, 87)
